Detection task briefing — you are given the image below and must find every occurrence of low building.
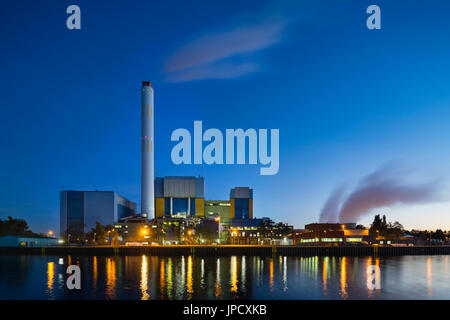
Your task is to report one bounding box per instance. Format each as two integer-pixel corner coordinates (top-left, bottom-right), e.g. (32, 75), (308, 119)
(0, 235), (59, 247)
(227, 218), (293, 245)
(292, 229), (307, 245)
(293, 223), (369, 246)
(373, 234), (416, 246)
(152, 217), (197, 245)
(114, 215), (151, 244)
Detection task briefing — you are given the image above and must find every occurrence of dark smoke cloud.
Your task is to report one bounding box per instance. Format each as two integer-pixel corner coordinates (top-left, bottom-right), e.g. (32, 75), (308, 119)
(319, 184), (346, 223)
(337, 165), (443, 223)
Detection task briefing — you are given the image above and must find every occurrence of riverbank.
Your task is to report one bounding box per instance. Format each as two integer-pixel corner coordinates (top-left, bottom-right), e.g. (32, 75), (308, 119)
(1, 245), (449, 256)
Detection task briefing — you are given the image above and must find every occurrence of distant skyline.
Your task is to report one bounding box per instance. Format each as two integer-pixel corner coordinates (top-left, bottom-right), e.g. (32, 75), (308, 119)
(1, 0), (450, 233)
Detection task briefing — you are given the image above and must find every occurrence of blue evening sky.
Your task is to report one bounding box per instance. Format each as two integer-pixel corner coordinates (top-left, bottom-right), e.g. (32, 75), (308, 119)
(1, 0), (450, 233)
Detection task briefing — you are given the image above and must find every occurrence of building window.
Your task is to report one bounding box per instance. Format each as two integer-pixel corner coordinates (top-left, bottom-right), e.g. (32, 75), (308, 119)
(321, 238), (343, 242)
(234, 198), (250, 219)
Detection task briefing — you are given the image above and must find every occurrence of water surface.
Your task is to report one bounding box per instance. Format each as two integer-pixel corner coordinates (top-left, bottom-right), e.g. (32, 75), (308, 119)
(0, 255), (448, 299)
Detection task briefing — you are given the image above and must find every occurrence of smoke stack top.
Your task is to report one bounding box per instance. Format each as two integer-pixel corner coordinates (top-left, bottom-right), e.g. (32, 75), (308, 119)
(142, 81), (152, 87)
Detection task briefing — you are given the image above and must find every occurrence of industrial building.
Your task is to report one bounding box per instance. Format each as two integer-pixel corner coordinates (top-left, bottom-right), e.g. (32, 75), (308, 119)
(58, 82), (289, 246)
(60, 190), (136, 237)
(154, 176), (205, 218)
(115, 215), (151, 244)
(205, 200), (231, 223)
(293, 223), (369, 246)
(230, 187), (253, 219)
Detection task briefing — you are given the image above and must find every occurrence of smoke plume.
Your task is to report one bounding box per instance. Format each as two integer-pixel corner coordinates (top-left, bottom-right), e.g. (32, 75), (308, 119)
(319, 184), (346, 223)
(320, 164), (444, 223)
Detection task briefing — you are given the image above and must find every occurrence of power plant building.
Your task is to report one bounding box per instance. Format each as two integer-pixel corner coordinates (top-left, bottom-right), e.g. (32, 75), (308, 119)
(205, 200), (231, 223)
(60, 191), (136, 236)
(154, 176), (205, 218)
(230, 187), (253, 219)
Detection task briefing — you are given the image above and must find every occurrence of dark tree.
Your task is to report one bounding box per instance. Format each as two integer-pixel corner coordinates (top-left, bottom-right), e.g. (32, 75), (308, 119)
(0, 216), (36, 237)
(86, 221), (114, 244)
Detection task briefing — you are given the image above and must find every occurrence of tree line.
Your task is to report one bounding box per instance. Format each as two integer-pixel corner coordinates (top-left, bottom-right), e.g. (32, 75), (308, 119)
(0, 216), (42, 237)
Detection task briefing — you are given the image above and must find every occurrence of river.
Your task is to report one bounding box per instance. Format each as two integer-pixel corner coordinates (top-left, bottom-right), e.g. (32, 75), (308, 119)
(0, 255), (448, 299)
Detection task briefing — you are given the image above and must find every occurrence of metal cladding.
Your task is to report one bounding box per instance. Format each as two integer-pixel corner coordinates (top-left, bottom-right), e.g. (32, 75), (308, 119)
(141, 81), (154, 219)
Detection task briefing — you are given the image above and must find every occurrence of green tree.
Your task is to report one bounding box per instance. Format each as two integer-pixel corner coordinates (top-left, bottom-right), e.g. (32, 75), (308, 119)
(86, 222), (114, 245)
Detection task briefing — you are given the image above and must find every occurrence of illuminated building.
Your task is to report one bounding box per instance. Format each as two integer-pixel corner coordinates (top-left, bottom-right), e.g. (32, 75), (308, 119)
(114, 215), (151, 244)
(152, 217), (197, 244)
(154, 176), (205, 218)
(227, 218), (293, 245)
(205, 200), (231, 223)
(293, 223), (369, 246)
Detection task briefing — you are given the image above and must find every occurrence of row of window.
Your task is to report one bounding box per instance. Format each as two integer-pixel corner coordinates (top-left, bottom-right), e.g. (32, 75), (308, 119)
(300, 237), (364, 243)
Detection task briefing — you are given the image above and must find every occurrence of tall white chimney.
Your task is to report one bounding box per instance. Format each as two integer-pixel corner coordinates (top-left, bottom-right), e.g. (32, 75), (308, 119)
(141, 81), (154, 219)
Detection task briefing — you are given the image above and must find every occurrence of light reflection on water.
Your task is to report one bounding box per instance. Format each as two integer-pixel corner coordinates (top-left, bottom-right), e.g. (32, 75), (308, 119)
(0, 255), (449, 300)
(46, 262), (54, 299)
(140, 255), (149, 300)
(105, 257), (116, 299)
